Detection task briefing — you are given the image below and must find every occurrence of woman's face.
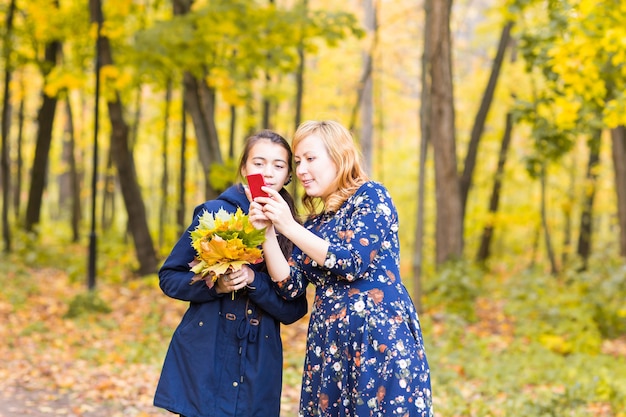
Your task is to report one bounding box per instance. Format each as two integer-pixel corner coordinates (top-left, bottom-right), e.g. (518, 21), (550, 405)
(294, 134), (338, 200)
(241, 139), (290, 192)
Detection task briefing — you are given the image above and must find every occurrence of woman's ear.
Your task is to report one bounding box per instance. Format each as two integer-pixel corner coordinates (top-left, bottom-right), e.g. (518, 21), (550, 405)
(284, 174), (292, 186)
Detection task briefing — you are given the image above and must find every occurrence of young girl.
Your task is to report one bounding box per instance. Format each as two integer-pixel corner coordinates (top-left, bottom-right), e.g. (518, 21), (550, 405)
(154, 130), (308, 417)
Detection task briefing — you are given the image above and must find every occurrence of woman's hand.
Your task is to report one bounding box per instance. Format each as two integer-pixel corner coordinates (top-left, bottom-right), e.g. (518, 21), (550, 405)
(211, 265), (254, 294)
(255, 187), (296, 234)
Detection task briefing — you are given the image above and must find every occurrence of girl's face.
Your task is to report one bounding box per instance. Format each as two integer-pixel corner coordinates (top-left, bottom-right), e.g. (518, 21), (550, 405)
(294, 134), (338, 200)
(241, 139), (290, 192)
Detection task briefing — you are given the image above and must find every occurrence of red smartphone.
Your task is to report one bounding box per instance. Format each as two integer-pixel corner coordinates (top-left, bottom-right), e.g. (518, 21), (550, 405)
(247, 173), (269, 200)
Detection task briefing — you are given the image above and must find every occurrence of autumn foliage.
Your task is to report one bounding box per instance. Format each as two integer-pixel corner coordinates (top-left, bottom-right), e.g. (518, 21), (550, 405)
(0, 245), (306, 416)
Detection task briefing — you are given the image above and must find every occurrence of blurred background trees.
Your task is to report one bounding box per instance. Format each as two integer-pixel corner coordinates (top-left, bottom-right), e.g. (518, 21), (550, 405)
(0, 0), (625, 298)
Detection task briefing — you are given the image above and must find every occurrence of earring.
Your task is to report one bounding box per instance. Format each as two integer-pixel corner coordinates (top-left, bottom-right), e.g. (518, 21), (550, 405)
(285, 174), (292, 185)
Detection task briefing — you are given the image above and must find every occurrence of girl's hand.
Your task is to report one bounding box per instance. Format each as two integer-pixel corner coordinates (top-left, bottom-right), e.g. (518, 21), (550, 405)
(212, 265), (254, 294)
(248, 200), (272, 231)
(245, 185), (272, 230)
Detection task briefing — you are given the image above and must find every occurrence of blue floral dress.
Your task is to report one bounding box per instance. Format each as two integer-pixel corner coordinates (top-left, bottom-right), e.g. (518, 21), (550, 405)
(275, 181), (433, 417)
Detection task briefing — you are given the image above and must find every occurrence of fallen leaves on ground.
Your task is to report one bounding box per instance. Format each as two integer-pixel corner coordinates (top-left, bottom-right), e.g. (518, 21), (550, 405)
(0, 266), (308, 416)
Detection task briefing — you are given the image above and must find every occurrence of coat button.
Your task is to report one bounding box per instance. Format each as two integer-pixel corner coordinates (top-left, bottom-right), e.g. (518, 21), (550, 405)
(199, 321), (203, 326)
(247, 309), (253, 315)
(232, 381), (239, 387)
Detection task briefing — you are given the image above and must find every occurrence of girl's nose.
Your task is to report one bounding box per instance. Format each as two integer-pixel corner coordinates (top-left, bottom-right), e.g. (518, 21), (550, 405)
(263, 166), (274, 177)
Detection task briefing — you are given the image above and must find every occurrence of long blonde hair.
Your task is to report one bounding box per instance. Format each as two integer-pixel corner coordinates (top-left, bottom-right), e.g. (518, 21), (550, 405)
(292, 120), (368, 216)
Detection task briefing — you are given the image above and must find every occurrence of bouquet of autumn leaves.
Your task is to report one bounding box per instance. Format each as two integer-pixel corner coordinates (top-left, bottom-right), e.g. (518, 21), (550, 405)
(188, 207), (266, 286)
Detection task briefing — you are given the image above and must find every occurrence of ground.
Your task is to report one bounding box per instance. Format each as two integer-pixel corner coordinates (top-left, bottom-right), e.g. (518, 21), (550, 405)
(0, 268), (308, 417)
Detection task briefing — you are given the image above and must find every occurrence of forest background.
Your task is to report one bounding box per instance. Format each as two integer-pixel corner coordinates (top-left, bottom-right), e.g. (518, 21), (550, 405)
(1, 0), (626, 416)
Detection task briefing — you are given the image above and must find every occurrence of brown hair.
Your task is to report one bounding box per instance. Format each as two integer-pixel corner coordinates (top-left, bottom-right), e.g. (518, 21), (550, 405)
(292, 121), (368, 217)
(238, 130), (298, 259)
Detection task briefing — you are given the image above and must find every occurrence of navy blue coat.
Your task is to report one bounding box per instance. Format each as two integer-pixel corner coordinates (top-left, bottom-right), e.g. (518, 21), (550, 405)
(154, 185), (308, 417)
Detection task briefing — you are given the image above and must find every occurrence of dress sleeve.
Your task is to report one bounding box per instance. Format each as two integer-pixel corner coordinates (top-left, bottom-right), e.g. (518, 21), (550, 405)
(322, 183), (397, 282)
(158, 203), (224, 303)
(271, 250), (311, 300)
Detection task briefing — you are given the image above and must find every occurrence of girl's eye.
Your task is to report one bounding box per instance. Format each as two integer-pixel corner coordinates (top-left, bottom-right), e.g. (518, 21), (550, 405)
(294, 160), (301, 166)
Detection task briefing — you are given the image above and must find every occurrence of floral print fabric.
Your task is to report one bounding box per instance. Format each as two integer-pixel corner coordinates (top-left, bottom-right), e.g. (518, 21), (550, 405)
(276, 182), (433, 417)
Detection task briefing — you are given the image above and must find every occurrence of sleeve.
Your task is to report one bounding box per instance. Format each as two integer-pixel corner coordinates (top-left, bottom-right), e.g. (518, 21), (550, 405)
(247, 270), (308, 324)
(322, 184), (397, 282)
(158, 203), (225, 303)
(271, 249), (311, 300)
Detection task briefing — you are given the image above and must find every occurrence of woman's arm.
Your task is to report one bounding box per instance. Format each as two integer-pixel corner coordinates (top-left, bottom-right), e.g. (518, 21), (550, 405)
(251, 189), (330, 272)
(262, 183), (397, 282)
(318, 184), (397, 281)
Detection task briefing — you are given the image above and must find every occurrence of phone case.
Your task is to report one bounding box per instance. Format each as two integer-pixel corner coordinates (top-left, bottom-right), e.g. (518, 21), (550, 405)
(247, 173), (269, 200)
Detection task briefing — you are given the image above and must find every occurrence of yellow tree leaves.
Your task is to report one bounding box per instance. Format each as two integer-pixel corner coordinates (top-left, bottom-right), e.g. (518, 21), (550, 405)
(545, 0), (626, 128)
(508, 0), (626, 130)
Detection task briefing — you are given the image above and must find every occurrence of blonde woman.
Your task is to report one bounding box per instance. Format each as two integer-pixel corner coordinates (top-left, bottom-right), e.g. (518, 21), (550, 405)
(249, 121), (433, 417)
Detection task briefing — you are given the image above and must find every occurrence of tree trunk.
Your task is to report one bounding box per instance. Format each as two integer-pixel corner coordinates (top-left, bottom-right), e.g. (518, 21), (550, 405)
(58, 96), (81, 242)
(529, 220), (540, 270)
(576, 131), (601, 270)
(177, 96), (188, 236)
(561, 156), (576, 265)
(159, 81), (172, 249)
(228, 105), (236, 159)
(294, 0), (306, 132)
(1, 0), (16, 253)
(13, 95), (24, 218)
(262, 0), (275, 130)
(174, 0), (221, 201)
(540, 162), (558, 275)
(129, 86), (142, 149)
(101, 150), (115, 230)
(460, 21), (513, 217)
(412, 0), (433, 312)
(476, 111), (513, 264)
(25, 39), (61, 233)
(611, 126), (626, 257)
(291, 0), (308, 203)
(262, 73), (272, 130)
(294, 43), (305, 133)
(182, 73), (221, 200)
(428, 0), (462, 264)
(349, 0), (376, 176)
(90, 0), (157, 275)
